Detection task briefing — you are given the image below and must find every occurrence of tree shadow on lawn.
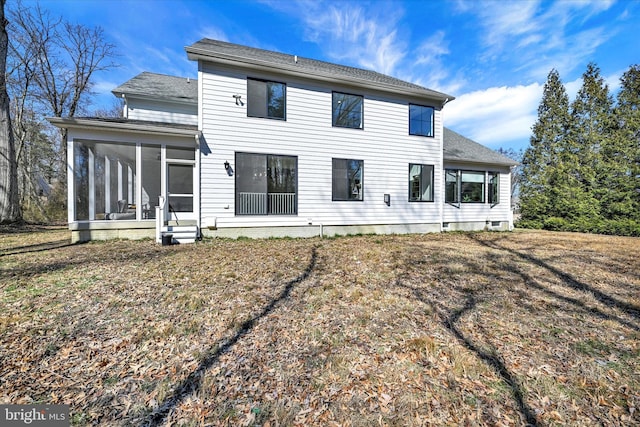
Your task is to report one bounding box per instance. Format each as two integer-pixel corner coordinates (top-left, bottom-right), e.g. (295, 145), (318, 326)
(0, 239), (79, 257)
(145, 246), (318, 427)
(468, 234), (640, 331)
(395, 276), (539, 426)
(0, 239), (185, 283)
(391, 232), (639, 426)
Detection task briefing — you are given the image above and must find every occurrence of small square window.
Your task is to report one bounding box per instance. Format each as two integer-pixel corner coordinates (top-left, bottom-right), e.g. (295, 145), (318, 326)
(247, 78), (286, 120)
(332, 92), (363, 129)
(409, 104), (434, 137)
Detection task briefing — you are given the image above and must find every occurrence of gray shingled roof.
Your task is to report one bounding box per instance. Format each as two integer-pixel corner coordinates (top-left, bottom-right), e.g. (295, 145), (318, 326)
(48, 116), (199, 136)
(112, 72), (197, 103)
(443, 127), (518, 166)
(186, 39), (453, 102)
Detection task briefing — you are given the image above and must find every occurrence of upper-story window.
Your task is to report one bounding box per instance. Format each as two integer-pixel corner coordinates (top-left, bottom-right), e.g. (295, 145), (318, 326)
(332, 92), (363, 129)
(409, 104), (434, 137)
(247, 78), (286, 120)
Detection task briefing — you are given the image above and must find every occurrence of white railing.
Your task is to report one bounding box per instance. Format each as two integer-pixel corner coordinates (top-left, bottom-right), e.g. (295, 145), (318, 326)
(269, 192), (296, 215)
(238, 192), (296, 215)
(238, 192), (267, 215)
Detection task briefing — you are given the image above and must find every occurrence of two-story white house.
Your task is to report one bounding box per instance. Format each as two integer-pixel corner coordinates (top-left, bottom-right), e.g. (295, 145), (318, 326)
(49, 39), (517, 243)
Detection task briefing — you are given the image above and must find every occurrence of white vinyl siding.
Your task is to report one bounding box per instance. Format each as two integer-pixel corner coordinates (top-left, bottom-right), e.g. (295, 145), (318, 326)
(198, 62), (444, 229)
(126, 97), (197, 125)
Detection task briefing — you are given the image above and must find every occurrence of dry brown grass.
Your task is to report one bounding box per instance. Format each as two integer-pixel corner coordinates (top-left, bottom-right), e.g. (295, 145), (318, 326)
(1, 227), (639, 426)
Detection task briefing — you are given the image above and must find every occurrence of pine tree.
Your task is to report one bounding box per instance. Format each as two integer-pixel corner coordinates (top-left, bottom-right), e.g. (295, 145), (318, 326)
(520, 69), (572, 226)
(609, 65), (640, 221)
(568, 63), (613, 222)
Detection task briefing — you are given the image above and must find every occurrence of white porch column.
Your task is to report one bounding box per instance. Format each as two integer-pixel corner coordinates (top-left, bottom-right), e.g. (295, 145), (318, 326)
(104, 156), (111, 214)
(136, 144), (142, 220)
(128, 164), (134, 205)
(117, 160), (123, 202)
(67, 137), (74, 223)
(88, 147), (95, 220)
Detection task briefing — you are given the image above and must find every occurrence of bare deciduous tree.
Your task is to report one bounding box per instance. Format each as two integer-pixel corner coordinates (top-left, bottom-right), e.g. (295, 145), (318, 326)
(0, 0), (21, 223)
(7, 0), (117, 221)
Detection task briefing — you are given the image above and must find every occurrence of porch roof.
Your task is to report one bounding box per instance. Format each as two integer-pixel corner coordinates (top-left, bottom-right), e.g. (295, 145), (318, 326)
(443, 127), (518, 167)
(48, 117), (200, 138)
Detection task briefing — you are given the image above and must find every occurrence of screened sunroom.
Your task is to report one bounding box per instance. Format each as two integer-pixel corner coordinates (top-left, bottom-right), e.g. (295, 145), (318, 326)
(49, 117), (200, 242)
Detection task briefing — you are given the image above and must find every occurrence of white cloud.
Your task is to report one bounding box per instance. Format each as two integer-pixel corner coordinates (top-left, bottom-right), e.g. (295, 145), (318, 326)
(460, 0), (617, 81)
(197, 26), (229, 42)
(300, 3), (407, 75)
(444, 83), (543, 148)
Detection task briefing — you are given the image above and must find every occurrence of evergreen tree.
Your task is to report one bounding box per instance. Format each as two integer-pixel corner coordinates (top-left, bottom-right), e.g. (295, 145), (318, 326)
(520, 69), (572, 226)
(568, 62), (614, 221)
(609, 65), (640, 221)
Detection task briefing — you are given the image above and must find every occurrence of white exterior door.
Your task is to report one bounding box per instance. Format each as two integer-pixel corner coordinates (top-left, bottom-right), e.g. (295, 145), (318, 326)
(166, 162), (195, 222)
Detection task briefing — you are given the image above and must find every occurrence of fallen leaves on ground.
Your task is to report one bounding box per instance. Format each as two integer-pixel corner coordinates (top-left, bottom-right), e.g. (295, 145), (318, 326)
(1, 227), (639, 426)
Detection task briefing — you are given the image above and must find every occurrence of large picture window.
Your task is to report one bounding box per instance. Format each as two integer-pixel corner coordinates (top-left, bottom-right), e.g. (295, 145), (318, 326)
(409, 104), (434, 137)
(247, 78), (286, 119)
(332, 92), (363, 129)
(235, 152), (297, 215)
(332, 158), (363, 201)
(409, 164), (434, 202)
(445, 169), (487, 204)
(461, 171), (485, 203)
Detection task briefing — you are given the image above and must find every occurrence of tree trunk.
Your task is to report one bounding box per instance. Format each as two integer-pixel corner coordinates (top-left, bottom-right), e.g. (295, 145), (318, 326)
(0, 0), (21, 223)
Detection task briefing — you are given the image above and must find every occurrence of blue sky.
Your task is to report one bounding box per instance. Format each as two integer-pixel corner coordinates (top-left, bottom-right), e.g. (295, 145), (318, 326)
(32, 0), (640, 151)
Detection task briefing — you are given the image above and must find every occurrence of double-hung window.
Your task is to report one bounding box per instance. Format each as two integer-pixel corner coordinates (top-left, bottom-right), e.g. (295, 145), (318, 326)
(409, 104), (434, 137)
(236, 153), (297, 215)
(409, 164), (434, 202)
(332, 158), (363, 201)
(247, 78), (286, 119)
(332, 92), (363, 129)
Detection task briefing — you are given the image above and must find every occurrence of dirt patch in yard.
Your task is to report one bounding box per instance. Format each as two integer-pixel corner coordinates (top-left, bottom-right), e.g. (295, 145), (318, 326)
(1, 228), (638, 426)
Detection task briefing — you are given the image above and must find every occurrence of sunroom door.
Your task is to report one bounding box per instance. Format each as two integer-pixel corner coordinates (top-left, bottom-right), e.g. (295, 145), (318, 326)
(166, 162), (195, 222)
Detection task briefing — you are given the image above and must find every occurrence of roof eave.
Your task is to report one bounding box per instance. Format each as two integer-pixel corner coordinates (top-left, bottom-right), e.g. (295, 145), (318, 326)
(186, 47), (455, 103)
(47, 117), (200, 138)
(111, 90), (197, 106)
(443, 156), (519, 167)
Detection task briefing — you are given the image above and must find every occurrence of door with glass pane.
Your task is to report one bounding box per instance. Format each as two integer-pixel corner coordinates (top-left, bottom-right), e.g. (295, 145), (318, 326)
(166, 163), (195, 221)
